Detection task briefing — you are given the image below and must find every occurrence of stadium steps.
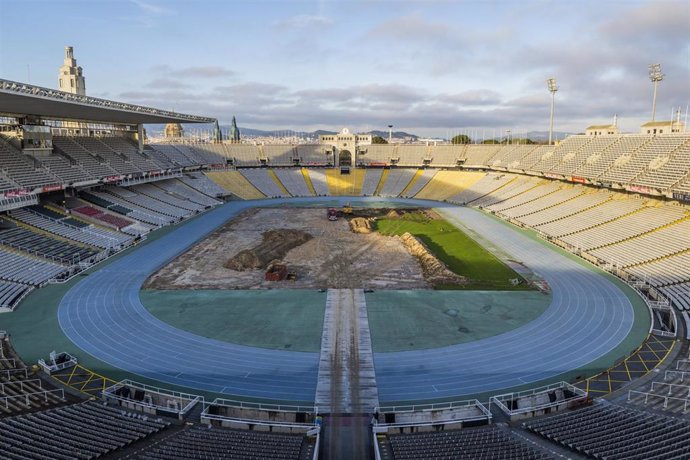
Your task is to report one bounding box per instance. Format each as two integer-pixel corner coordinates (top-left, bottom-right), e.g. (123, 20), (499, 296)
(205, 171), (265, 200)
(267, 169), (292, 196)
(374, 169), (389, 195)
(301, 167), (317, 195)
(399, 169), (424, 196)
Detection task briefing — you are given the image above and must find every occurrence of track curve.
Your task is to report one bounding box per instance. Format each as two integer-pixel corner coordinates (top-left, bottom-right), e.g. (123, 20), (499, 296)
(58, 197), (639, 404)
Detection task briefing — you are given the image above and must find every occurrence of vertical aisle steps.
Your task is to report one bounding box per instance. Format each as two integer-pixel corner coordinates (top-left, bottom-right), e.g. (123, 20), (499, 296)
(267, 169), (292, 196)
(301, 168), (317, 195)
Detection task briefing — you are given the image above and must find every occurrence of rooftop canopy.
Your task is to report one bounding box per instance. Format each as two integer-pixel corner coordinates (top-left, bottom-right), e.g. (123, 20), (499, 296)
(0, 79), (215, 125)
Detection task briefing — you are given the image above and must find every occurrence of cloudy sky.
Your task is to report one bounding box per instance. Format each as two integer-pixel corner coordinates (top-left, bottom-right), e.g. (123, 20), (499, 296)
(0, 0), (688, 137)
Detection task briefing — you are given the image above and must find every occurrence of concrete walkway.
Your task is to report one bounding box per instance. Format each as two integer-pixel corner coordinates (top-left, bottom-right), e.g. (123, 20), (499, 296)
(316, 289), (379, 414)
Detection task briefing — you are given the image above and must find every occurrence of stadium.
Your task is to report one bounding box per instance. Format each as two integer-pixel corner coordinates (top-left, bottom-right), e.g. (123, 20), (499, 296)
(1, 2), (690, 459)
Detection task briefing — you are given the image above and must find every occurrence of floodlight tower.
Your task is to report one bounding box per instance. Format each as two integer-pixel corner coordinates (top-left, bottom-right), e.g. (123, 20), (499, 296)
(547, 77), (558, 145)
(648, 64), (664, 121)
(388, 124), (393, 143)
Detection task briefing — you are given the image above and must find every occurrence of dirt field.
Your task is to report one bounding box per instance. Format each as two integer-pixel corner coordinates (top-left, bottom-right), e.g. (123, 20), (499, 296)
(144, 207), (429, 290)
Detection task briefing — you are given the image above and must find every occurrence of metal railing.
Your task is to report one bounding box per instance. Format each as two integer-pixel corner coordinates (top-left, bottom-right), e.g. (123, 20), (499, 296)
(490, 381), (587, 417)
(204, 397), (316, 414)
(103, 379), (203, 416)
(628, 389), (690, 412)
(0, 388), (65, 409)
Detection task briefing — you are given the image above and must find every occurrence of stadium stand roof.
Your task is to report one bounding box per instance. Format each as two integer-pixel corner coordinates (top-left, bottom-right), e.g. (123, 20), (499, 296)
(0, 79), (215, 124)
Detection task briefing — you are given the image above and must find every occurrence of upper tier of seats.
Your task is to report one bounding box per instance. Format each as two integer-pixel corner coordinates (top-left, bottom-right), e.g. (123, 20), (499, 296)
(0, 133), (688, 196)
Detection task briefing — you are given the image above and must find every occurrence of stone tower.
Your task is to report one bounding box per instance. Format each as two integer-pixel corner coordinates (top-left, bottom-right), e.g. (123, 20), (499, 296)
(164, 123), (184, 138)
(229, 116), (240, 142)
(58, 46), (86, 95)
(212, 120), (223, 143)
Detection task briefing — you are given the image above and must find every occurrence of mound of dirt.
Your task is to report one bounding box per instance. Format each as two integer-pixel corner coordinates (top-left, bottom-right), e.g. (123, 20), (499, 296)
(224, 229), (312, 271)
(397, 232), (467, 286)
(349, 217), (375, 234)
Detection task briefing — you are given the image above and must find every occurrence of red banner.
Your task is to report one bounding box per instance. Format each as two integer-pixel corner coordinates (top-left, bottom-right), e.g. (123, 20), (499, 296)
(42, 184), (64, 193)
(4, 189), (30, 198)
(570, 176), (586, 184)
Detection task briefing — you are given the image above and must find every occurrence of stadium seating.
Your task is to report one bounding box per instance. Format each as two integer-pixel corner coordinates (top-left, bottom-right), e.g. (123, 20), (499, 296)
(360, 168), (383, 196)
(0, 219), (100, 264)
(226, 143), (262, 166)
(306, 169), (330, 196)
(0, 246), (67, 286)
(379, 169), (416, 197)
(148, 144), (197, 168)
(296, 144), (329, 166)
(178, 172), (229, 198)
(414, 170), (484, 201)
(0, 340), (67, 415)
(262, 144), (296, 167)
(525, 403), (690, 459)
(385, 425), (551, 460)
(325, 168), (365, 196)
(206, 170), (265, 199)
(0, 137), (60, 190)
(136, 425), (309, 460)
(11, 207), (132, 249)
(239, 169), (290, 197)
(400, 169), (437, 198)
(0, 401), (169, 459)
(0, 281), (33, 310)
(429, 145), (464, 167)
(155, 177), (223, 207)
(274, 168), (313, 196)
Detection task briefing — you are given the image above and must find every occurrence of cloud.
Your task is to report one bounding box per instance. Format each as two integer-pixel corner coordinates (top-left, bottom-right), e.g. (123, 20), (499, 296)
(602, 2), (690, 48)
(274, 14), (333, 29)
(129, 0), (174, 16)
(366, 12), (456, 45)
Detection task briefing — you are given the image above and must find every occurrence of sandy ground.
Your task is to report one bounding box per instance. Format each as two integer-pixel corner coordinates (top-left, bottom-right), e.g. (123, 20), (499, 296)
(144, 207), (428, 290)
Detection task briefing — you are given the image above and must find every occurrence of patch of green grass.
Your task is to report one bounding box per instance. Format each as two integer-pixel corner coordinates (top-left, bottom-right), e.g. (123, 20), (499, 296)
(374, 212), (530, 290)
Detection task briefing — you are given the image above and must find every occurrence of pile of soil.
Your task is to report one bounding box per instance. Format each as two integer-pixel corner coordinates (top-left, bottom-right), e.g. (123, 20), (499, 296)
(349, 217), (375, 234)
(397, 232), (467, 286)
(224, 229), (312, 271)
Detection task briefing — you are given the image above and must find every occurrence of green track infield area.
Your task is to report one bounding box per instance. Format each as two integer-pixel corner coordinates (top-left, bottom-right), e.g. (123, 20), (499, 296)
(374, 211), (531, 290)
(367, 290), (551, 352)
(139, 289), (326, 352)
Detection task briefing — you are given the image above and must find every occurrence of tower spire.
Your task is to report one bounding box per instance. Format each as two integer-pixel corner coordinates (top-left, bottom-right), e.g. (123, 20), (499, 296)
(58, 46), (86, 95)
(229, 116), (240, 142)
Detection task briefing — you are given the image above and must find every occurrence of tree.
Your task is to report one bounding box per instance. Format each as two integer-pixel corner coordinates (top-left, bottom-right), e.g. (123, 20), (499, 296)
(482, 139), (500, 144)
(511, 138), (535, 145)
(451, 134), (471, 144)
(372, 136), (388, 144)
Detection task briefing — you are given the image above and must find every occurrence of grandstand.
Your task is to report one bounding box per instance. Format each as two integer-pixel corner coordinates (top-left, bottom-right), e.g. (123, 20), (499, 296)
(2, 54), (690, 459)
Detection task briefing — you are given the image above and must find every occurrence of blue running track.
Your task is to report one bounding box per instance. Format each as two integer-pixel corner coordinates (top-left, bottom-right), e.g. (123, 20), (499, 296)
(58, 198), (638, 404)
(374, 206), (636, 402)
